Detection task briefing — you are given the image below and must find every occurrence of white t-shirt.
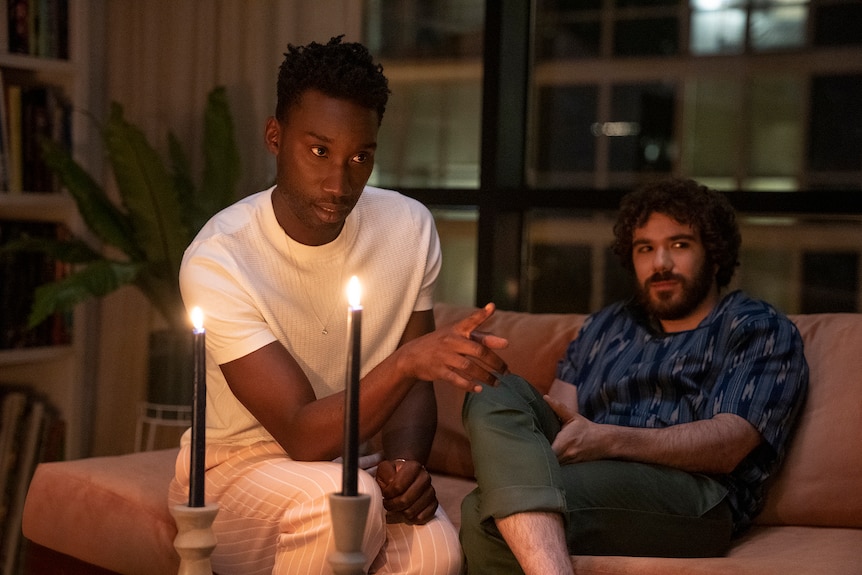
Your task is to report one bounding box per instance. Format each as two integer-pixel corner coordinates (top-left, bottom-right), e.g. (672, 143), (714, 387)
(179, 185), (441, 447)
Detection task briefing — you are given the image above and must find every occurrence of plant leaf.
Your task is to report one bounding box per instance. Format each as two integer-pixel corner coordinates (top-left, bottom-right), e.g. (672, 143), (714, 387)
(169, 131), (197, 233)
(200, 86), (241, 230)
(0, 235), (103, 263)
(103, 102), (190, 277)
(28, 260), (142, 328)
(40, 138), (143, 259)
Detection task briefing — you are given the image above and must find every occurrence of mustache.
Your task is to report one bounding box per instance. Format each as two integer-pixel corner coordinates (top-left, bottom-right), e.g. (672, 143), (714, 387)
(645, 271), (684, 285)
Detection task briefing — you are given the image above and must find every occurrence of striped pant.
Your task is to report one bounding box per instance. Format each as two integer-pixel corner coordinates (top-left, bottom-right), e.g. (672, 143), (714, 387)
(169, 441), (462, 575)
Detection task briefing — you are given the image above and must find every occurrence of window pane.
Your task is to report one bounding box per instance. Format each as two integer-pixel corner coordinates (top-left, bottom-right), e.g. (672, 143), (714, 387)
(363, 0), (483, 189)
(615, 0), (677, 6)
(683, 79), (742, 177)
(814, 3), (862, 47)
(802, 251), (859, 312)
(535, 20), (602, 60)
(372, 79), (482, 188)
(543, 0), (602, 11)
(808, 75), (862, 172)
(609, 83), (675, 173)
(431, 208), (478, 306)
(690, 9), (746, 55)
(527, 243), (593, 312)
(533, 85), (599, 174)
(614, 18), (679, 57)
(365, 0), (483, 58)
(749, 76), (803, 177)
(750, 5), (807, 51)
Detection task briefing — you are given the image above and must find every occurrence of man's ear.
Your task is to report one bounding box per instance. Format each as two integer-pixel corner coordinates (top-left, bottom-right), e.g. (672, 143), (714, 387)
(264, 116), (281, 154)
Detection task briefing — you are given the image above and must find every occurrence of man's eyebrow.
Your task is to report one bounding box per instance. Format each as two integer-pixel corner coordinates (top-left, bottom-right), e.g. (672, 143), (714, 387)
(632, 233), (697, 245)
(305, 130), (333, 143)
(305, 131), (378, 150)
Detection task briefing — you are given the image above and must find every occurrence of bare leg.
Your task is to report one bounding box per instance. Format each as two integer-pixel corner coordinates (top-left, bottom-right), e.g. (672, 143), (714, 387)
(496, 511), (573, 575)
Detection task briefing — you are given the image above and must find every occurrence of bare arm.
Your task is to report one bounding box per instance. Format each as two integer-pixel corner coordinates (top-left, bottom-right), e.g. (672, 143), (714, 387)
(545, 395), (762, 474)
(380, 310), (437, 464)
(220, 303), (509, 462)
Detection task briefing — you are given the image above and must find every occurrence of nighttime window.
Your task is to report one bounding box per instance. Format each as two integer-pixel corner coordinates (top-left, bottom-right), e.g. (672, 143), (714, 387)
(614, 17), (679, 56)
(535, 20), (602, 60)
(608, 83), (676, 173)
(534, 85), (599, 174)
(802, 251), (859, 313)
(365, 0), (484, 58)
(690, 0), (808, 55)
(808, 75), (862, 172)
(814, 2), (862, 46)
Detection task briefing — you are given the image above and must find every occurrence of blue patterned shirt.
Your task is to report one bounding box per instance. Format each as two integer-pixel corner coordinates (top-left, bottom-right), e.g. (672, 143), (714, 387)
(557, 290), (808, 531)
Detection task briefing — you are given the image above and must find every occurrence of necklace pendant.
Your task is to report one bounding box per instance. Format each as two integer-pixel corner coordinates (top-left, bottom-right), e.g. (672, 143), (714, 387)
(322, 328), (328, 335)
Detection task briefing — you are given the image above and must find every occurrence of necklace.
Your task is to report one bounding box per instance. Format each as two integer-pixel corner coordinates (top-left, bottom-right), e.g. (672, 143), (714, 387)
(284, 235), (343, 335)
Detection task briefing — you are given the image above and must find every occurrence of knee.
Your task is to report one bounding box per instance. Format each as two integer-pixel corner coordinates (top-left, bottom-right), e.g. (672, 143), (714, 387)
(462, 374), (535, 421)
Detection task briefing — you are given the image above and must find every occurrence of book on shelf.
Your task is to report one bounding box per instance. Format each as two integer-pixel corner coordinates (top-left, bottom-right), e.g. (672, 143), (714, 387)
(0, 81), (70, 195)
(5, 0), (68, 60)
(0, 219), (72, 350)
(0, 385), (63, 575)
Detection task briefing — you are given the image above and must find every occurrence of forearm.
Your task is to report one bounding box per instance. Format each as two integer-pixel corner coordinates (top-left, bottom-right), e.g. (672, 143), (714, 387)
(595, 413), (761, 474)
(286, 354), (421, 460)
(380, 381), (436, 464)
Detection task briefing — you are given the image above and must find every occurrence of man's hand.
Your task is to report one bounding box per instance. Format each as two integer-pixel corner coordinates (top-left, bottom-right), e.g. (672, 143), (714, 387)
(544, 394), (606, 464)
(544, 394), (764, 474)
(396, 303), (509, 393)
(375, 459), (438, 524)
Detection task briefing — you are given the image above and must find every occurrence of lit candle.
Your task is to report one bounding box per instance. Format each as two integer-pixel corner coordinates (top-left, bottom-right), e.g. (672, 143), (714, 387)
(343, 276), (362, 496)
(189, 307), (206, 507)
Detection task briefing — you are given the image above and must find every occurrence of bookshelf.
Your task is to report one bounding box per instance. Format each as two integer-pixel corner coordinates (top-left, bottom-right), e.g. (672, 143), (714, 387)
(0, 0), (102, 463)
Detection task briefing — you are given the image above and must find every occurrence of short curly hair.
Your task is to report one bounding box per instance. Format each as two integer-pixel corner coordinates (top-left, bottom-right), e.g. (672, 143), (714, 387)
(275, 35), (390, 125)
(612, 178), (741, 289)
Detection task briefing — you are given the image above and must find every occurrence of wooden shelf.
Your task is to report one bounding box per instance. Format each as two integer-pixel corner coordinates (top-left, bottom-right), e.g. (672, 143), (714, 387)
(0, 345), (73, 366)
(0, 192), (76, 221)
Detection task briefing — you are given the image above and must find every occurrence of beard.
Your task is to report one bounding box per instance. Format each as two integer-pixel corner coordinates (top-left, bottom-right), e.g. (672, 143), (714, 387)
(636, 263), (714, 321)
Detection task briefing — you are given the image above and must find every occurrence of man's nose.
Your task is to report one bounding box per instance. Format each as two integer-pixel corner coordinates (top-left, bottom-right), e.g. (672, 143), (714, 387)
(653, 247), (672, 271)
(322, 163), (351, 196)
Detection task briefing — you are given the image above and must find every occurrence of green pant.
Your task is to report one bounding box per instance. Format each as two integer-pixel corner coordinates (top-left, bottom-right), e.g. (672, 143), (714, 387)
(460, 374), (733, 575)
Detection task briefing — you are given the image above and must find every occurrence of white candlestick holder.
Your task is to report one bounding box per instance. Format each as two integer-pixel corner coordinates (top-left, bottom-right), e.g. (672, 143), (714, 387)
(170, 503), (219, 575)
(328, 493), (370, 575)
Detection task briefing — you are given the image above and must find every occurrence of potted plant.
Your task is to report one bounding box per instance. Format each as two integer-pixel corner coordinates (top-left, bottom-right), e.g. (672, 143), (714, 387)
(11, 86), (240, 404)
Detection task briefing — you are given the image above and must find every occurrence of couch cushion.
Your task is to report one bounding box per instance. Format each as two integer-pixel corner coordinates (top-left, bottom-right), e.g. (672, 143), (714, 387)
(756, 314), (862, 528)
(428, 303), (585, 478)
(571, 525), (862, 575)
(22, 448), (180, 575)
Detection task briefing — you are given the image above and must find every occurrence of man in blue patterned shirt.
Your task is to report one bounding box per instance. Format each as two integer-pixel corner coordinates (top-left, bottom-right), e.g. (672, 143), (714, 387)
(460, 178), (809, 575)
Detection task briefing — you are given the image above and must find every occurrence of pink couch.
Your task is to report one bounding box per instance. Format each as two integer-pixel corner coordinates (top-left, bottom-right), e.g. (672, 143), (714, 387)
(22, 303), (862, 574)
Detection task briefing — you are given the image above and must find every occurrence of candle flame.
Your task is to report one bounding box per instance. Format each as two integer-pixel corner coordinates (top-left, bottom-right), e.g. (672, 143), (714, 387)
(347, 276), (362, 308)
(191, 307), (204, 331)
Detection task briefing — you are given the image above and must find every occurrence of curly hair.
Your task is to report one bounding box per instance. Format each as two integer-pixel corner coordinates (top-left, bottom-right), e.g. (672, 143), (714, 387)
(612, 178), (741, 289)
(275, 35), (390, 125)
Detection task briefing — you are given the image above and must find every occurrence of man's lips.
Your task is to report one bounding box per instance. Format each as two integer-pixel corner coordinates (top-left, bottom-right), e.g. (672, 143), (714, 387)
(315, 203), (349, 223)
(646, 274), (681, 291)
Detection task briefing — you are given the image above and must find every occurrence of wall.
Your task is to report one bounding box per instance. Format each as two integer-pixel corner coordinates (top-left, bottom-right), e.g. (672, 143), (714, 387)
(91, 1), (363, 455)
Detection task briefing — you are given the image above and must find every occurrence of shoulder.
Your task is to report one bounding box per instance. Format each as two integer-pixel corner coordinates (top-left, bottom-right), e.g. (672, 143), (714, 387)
(357, 186), (433, 219)
(191, 188), (272, 244)
(579, 300), (633, 338)
(719, 291), (795, 329)
(353, 186), (437, 235)
(717, 291), (803, 347)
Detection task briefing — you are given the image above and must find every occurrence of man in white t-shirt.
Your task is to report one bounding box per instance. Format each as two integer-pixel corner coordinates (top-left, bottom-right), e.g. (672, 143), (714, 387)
(169, 36), (508, 575)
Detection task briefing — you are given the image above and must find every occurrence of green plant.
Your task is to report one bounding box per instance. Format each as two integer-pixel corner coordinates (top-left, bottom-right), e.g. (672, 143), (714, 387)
(11, 86), (240, 332)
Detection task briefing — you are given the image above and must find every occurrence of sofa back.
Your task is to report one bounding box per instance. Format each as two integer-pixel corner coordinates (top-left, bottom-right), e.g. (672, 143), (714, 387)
(428, 303), (862, 529)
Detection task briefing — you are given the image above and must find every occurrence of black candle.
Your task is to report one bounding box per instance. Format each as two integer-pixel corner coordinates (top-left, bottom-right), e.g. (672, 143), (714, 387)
(343, 277), (362, 496)
(190, 307), (206, 507)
